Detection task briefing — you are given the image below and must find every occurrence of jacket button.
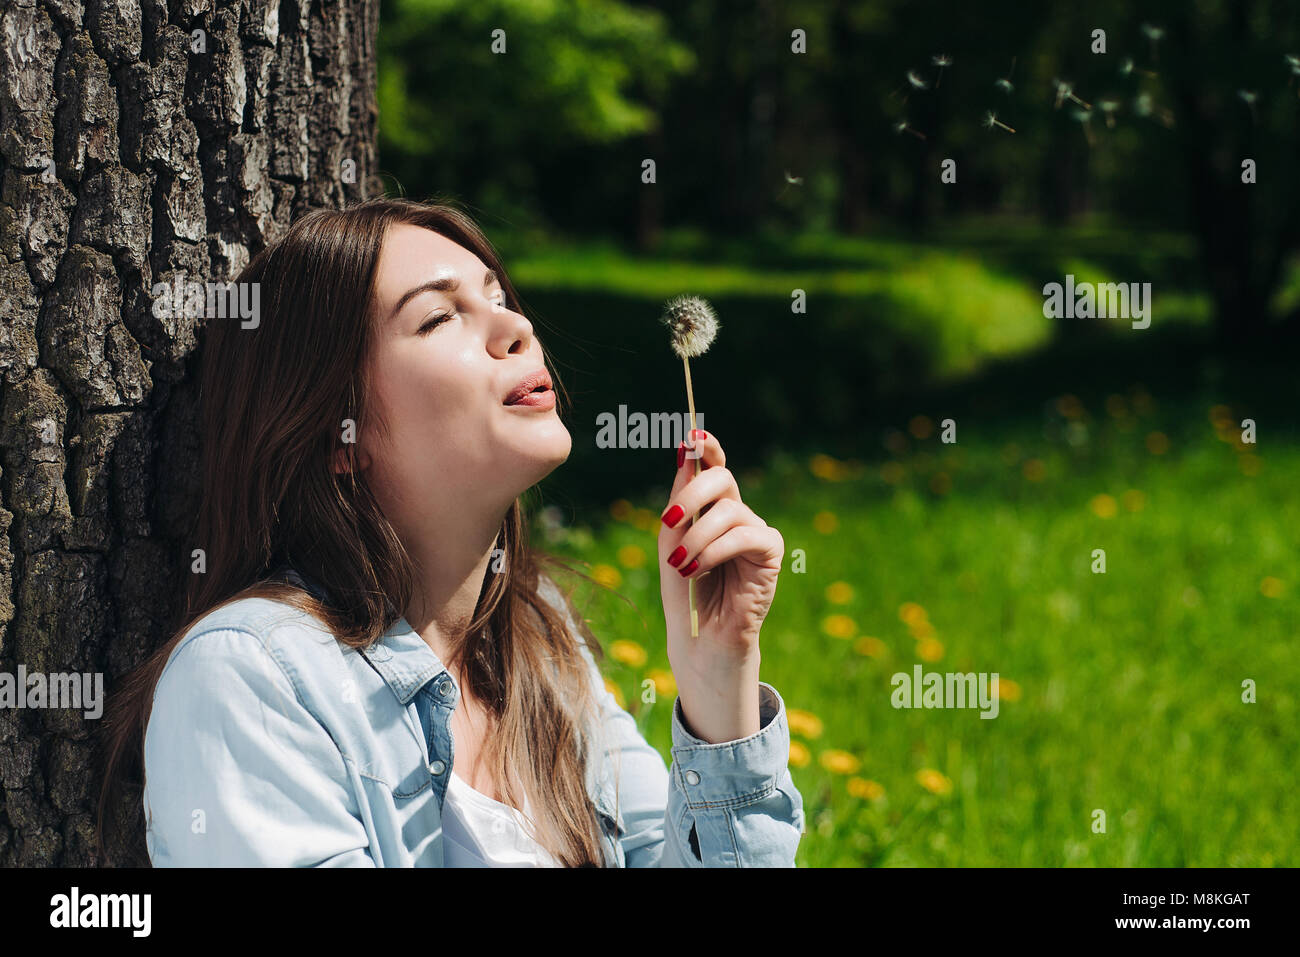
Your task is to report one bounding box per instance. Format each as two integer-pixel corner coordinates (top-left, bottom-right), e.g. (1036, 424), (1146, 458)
(437, 679), (453, 698)
(684, 769), (700, 786)
(429, 759), (446, 775)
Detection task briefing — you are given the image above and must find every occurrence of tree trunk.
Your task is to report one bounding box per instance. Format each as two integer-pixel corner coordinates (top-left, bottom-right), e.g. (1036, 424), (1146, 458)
(0, 0), (379, 866)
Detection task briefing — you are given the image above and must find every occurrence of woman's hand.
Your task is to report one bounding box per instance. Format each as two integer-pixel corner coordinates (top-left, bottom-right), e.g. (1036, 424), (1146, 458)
(656, 429), (784, 742)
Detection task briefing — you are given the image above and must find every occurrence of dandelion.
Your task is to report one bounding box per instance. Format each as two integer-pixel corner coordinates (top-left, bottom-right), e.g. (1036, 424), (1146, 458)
(1089, 494), (1118, 519)
(820, 749), (861, 775)
(617, 544), (645, 568)
(825, 581), (854, 604)
(983, 110), (1016, 133)
(1140, 22), (1164, 63)
(1054, 79), (1091, 111)
(1134, 92), (1153, 116)
(822, 614), (857, 639)
(908, 618), (935, 640)
(1120, 56), (1157, 80)
(659, 294), (719, 638)
(931, 54), (952, 88)
(906, 69), (929, 90)
(880, 461), (905, 484)
(1145, 431), (1170, 455)
(916, 768), (953, 795)
(1260, 577), (1284, 598)
(1121, 489), (1146, 512)
(782, 170), (803, 186)
(609, 499), (634, 522)
(893, 118), (927, 141)
(609, 639), (647, 667)
(917, 638), (944, 662)
(646, 668), (675, 696)
(813, 510), (838, 534)
(788, 709), (824, 739)
(847, 777), (885, 800)
(908, 415), (934, 439)
(1238, 89), (1258, 124)
(592, 563), (622, 588)
(854, 635), (887, 657)
(604, 677), (626, 709)
(1022, 458), (1046, 481)
(810, 453), (850, 481)
(1098, 98), (1120, 128)
(788, 741), (811, 768)
(996, 56), (1016, 94)
(996, 678), (1022, 701)
(898, 602), (928, 627)
(1071, 107), (1095, 147)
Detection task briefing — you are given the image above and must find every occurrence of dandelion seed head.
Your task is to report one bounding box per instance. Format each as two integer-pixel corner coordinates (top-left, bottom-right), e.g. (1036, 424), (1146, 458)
(995, 77), (1014, 94)
(1071, 108), (1091, 123)
(1238, 89), (1257, 104)
(1140, 23), (1164, 41)
(660, 295), (719, 359)
(1285, 54), (1300, 68)
(931, 54), (952, 68)
(1134, 92), (1153, 116)
(983, 110), (998, 129)
(1099, 98), (1120, 113)
(906, 70), (929, 90)
(893, 119), (909, 134)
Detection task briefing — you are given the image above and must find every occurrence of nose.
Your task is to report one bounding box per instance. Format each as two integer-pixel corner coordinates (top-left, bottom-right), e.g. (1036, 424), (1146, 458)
(487, 294), (535, 358)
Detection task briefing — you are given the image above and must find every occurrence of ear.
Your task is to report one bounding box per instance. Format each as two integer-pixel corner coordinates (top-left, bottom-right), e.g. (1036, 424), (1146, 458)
(333, 446), (372, 474)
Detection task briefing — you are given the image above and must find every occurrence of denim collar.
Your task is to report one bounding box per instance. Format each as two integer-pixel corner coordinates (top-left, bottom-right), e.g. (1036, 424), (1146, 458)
(278, 564), (450, 706)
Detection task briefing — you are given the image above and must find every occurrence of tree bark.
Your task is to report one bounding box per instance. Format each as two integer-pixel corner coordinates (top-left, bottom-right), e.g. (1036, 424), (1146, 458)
(0, 0), (379, 866)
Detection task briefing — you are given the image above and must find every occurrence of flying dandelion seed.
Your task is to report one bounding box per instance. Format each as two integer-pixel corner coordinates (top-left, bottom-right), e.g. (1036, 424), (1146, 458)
(931, 54), (952, 88)
(995, 77), (1014, 94)
(983, 110), (1016, 133)
(1071, 107), (1095, 146)
(1238, 89), (1258, 124)
(1140, 22), (1165, 63)
(1098, 98), (1120, 128)
(893, 118), (927, 141)
(1134, 92), (1153, 117)
(783, 170), (804, 186)
(906, 70), (929, 90)
(1120, 57), (1134, 77)
(1054, 79), (1091, 111)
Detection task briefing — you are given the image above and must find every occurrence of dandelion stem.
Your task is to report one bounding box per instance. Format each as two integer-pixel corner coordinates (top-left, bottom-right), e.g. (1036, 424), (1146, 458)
(682, 353), (701, 638)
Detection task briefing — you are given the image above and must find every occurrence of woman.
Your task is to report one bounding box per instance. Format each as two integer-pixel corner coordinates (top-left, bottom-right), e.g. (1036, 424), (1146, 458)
(96, 197), (804, 867)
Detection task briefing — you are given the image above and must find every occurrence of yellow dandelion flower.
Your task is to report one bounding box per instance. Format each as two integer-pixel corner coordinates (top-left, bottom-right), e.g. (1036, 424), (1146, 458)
(787, 709), (824, 739)
(788, 740), (811, 768)
(929, 472), (952, 495)
(825, 581), (854, 604)
(609, 499), (634, 522)
(854, 635), (887, 657)
(847, 777), (885, 800)
(609, 639), (647, 668)
(1260, 577), (1284, 598)
(813, 511), (838, 534)
(617, 544), (646, 569)
(1090, 494), (1118, 519)
(916, 768), (952, 795)
(908, 619), (936, 640)
(1022, 458), (1046, 481)
(646, 668), (676, 696)
(1145, 431), (1169, 455)
(996, 677), (1022, 701)
(1208, 404), (1233, 429)
(632, 508), (660, 531)
(917, 638), (944, 661)
(822, 614), (857, 639)
(604, 678), (626, 708)
(1121, 489), (1145, 512)
(591, 564), (622, 588)
(820, 749), (861, 775)
(898, 602), (929, 627)
(908, 415), (934, 439)
(810, 453), (849, 481)
(880, 461), (905, 485)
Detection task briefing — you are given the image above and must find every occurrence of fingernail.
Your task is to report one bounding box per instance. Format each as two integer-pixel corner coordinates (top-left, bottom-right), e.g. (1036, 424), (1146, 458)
(677, 442), (685, 469)
(678, 559), (699, 577)
(661, 504), (684, 528)
(667, 545), (687, 567)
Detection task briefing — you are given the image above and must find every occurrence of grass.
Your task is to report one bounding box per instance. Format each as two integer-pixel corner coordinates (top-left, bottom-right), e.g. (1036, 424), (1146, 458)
(538, 388), (1297, 866)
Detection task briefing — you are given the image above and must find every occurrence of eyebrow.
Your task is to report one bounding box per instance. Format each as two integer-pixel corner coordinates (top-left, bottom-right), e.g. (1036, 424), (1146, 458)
(390, 267), (499, 322)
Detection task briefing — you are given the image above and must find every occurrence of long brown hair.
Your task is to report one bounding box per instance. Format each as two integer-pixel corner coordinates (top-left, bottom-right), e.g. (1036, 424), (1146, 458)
(96, 197), (612, 867)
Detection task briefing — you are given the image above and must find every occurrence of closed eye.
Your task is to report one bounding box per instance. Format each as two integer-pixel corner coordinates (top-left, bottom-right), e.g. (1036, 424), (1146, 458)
(418, 312), (452, 335)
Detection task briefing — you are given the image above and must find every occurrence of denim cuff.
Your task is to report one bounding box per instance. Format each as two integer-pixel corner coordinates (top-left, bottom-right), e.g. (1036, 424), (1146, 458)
(669, 681), (791, 809)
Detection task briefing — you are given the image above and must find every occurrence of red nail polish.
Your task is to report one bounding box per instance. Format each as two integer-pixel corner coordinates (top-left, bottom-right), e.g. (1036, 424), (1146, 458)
(661, 504), (684, 528)
(678, 559), (699, 577)
(667, 545), (687, 567)
(677, 442), (685, 469)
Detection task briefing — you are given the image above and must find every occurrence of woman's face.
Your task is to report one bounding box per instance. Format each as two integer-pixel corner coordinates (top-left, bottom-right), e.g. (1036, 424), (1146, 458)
(353, 223), (571, 527)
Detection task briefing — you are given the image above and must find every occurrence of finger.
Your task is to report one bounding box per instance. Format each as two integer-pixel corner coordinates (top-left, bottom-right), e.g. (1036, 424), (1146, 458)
(660, 466), (741, 535)
(679, 524), (784, 580)
(662, 498), (750, 575)
(670, 430), (725, 500)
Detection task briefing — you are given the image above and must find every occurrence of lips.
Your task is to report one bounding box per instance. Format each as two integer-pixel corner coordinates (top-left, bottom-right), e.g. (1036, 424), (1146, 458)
(503, 368), (553, 405)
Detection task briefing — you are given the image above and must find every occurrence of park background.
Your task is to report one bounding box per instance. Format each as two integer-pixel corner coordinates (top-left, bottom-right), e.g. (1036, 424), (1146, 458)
(377, 0), (1300, 866)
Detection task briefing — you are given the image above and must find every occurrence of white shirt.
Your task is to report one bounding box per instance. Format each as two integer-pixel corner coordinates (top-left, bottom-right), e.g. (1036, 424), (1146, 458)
(441, 771), (562, 867)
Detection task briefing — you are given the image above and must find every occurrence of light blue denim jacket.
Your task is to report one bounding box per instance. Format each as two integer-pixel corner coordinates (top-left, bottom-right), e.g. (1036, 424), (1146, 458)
(142, 569), (805, 866)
